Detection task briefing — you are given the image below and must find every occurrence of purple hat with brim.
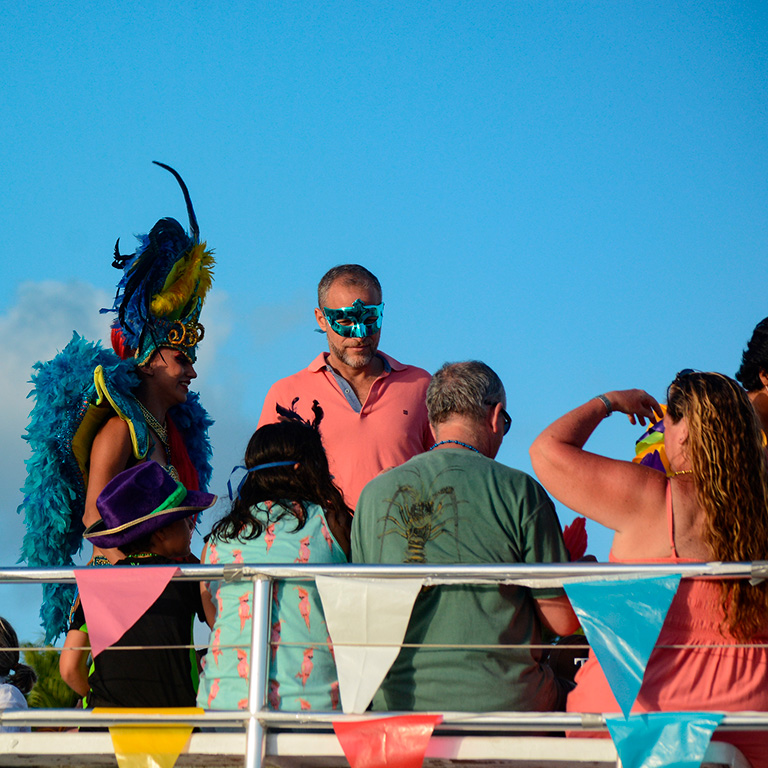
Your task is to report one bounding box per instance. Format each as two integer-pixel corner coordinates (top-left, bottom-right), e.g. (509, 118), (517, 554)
(84, 461), (217, 549)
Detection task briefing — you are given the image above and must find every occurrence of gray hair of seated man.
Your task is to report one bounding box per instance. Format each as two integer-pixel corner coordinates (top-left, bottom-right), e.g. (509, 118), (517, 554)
(317, 264), (382, 307)
(426, 361), (506, 426)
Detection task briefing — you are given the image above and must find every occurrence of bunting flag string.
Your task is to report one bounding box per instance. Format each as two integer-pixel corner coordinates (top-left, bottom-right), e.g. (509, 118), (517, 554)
(564, 575), (680, 717)
(316, 576), (424, 713)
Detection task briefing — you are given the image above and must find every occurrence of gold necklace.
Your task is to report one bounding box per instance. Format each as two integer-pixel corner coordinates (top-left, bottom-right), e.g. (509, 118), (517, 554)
(671, 469), (693, 477)
(138, 402), (168, 443)
(138, 402), (179, 481)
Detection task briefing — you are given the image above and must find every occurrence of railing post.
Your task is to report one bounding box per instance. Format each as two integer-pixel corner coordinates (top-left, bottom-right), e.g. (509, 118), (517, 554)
(245, 575), (272, 768)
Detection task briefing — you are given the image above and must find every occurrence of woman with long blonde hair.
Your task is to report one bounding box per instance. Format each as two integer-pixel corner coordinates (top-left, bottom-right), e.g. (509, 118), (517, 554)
(530, 372), (768, 765)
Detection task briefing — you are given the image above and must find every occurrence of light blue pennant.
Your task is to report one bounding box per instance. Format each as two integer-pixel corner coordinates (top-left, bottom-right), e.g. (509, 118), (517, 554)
(565, 575), (680, 717)
(606, 712), (723, 768)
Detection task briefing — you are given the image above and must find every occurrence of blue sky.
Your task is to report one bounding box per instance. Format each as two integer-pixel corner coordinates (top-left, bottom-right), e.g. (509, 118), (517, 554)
(2, 1), (766, 643)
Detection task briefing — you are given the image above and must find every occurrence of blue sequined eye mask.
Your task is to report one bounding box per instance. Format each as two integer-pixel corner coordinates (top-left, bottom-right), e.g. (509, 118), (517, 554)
(321, 299), (384, 338)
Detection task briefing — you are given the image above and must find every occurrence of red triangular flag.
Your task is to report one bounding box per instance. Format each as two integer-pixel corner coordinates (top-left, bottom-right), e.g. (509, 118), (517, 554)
(75, 566), (179, 657)
(334, 715), (442, 768)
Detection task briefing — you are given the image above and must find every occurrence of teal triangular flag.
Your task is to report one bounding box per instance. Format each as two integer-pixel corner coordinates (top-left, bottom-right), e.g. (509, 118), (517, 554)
(565, 575), (680, 717)
(606, 712), (723, 768)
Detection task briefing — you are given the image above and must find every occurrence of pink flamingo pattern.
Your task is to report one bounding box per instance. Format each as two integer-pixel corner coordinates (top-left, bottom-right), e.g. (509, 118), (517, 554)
(268, 680), (281, 710)
(294, 586), (311, 630)
(295, 536), (311, 564)
(197, 502), (346, 713)
(296, 648), (314, 687)
(207, 678), (220, 708)
(330, 681), (340, 710)
(211, 628), (223, 666)
(264, 523), (276, 551)
(237, 649), (249, 680)
(238, 593), (252, 631)
(271, 620), (282, 661)
(207, 543), (220, 565)
(320, 519), (334, 551)
(237, 699), (248, 710)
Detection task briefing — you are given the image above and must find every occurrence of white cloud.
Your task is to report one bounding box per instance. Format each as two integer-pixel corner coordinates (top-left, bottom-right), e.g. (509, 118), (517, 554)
(0, 281), (114, 639)
(0, 281), (110, 566)
(0, 280), (112, 471)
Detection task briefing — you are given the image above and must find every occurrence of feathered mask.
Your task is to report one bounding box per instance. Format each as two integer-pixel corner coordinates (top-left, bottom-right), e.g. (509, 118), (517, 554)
(106, 162), (215, 365)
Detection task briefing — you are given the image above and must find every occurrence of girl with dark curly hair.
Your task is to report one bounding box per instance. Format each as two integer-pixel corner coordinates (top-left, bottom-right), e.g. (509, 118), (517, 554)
(198, 418), (351, 712)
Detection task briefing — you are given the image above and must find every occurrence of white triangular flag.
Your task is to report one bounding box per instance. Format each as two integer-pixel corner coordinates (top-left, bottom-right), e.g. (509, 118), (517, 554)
(316, 576), (423, 714)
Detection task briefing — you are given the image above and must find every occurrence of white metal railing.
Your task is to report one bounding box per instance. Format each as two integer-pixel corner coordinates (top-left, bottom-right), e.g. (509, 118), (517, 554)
(3, 562), (768, 768)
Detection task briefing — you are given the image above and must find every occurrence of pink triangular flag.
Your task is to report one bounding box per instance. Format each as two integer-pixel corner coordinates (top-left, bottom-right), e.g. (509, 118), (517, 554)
(76, 567), (179, 657)
(334, 715), (442, 768)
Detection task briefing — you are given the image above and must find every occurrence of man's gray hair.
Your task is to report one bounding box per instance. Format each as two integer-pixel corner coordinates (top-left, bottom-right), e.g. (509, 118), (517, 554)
(426, 361), (506, 426)
(317, 264), (382, 307)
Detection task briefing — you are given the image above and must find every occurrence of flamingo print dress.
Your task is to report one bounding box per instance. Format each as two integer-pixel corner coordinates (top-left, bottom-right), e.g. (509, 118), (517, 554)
(197, 501), (347, 711)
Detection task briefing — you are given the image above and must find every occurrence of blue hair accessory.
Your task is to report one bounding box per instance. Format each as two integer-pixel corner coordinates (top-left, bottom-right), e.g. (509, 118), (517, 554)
(227, 461), (298, 501)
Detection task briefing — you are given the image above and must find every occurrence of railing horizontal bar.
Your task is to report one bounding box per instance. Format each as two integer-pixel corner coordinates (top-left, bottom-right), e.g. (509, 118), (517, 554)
(0, 561), (764, 586)
(3, 709), (768, 731)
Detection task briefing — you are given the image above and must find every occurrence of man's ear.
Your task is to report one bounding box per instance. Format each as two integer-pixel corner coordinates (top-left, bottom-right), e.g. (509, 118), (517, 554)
(314, 307), (328, 332)
(488, 402), (504, 436)
(759, 370), (768, 390)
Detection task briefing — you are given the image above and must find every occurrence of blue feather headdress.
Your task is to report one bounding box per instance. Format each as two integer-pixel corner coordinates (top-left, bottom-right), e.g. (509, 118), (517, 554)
(106, 162), (215, 365)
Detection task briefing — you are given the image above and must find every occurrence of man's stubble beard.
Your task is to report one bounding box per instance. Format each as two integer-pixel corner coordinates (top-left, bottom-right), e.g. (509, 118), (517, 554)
(328, 337), (375, 370)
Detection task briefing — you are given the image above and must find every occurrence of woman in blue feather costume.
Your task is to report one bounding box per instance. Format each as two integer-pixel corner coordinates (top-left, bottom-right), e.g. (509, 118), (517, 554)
(18, 163), (215, 642)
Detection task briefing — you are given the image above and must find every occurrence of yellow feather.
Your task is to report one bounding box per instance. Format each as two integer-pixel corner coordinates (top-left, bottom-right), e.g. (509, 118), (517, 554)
(150, 243), (216, 319)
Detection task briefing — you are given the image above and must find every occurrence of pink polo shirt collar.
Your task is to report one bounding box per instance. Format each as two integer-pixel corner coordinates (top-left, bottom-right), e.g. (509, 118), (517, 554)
(306, 351), (407, 373)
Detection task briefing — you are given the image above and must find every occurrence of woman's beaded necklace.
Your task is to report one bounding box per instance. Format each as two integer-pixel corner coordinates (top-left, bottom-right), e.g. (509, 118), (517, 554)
(138, 402), (179, 481)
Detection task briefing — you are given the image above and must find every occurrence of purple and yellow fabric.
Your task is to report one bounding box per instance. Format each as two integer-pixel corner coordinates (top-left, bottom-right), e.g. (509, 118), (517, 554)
(632, 405), (669, 475)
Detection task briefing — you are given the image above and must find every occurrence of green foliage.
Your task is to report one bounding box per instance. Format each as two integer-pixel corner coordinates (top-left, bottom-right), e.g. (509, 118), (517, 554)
(22, 642), (79, 710)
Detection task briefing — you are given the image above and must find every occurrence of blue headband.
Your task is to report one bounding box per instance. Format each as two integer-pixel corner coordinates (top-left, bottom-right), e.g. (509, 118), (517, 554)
(227, 461), (298, 501)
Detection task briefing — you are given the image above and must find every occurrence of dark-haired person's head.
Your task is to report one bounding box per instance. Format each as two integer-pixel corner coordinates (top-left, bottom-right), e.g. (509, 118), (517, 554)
(212, 421), (351, 547)
(240, 421), (335, 505)
(736, 317), (768, 392)
(0, 616), (36, 695)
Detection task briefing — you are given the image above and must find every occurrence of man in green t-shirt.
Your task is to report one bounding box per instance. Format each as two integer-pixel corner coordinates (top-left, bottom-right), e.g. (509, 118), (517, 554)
(352, 361), (578, 712)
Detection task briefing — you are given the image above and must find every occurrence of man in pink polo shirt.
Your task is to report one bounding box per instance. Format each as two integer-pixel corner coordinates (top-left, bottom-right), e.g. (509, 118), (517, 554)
(257, 265), (432, 509)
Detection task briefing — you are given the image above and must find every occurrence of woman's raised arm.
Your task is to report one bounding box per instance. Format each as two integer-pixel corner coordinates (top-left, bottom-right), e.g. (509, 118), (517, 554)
(530, 390), (665, 536)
